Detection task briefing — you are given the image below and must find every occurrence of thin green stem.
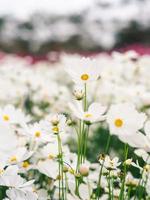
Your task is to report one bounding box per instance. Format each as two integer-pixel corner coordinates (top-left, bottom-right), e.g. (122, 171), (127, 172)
(119, 143), (128, 200)
(96, 134), (111, 199)
(84, 83), (87, 111)
(134, 155), (150, 200)
(57, 134), (65, 200)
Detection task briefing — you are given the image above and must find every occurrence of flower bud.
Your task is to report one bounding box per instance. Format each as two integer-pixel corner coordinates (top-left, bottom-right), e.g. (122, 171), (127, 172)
(52, 126), (59, 134)
(66, 119), (73, 126)
(124, 159), (132, 166)
(63, 166), (68, 173)
(79, 164), (89, 176)
(51, 115), (59, 126)
(73, 90), (84, 100)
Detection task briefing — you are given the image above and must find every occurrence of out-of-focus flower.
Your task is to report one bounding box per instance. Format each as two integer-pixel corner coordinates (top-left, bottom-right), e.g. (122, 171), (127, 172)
(0, 105), (28, 127)
(102, 156), (121, 170)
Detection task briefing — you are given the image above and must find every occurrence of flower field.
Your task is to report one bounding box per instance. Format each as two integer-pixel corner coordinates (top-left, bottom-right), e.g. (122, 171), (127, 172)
(0, 51), (150, 200)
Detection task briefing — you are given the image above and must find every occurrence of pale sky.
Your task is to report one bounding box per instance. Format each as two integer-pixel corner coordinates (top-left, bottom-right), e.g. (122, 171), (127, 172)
(0, 0), (94, 19)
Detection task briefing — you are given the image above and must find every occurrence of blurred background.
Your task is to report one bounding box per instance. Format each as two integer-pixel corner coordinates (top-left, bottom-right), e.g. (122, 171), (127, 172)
(0, 0), (150, 55)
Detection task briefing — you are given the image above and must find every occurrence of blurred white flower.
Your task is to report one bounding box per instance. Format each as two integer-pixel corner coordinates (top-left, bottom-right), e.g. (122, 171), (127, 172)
(101, 155), (121, 170)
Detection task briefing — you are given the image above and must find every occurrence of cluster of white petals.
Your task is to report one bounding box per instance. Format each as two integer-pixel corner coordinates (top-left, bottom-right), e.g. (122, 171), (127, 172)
(0, 51), (150, 199)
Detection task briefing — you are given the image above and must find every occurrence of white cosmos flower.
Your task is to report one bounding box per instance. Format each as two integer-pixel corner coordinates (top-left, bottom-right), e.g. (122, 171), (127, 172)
(100, 155), (121, 170)
(0, 105), (28, 127)
(64, 57), (100, 84)
(69, 102), (106, 123)
(37, 159), (58, 179)
(6, 147), (33, 165)
(120, 121), (150, 150)
(5, 188), (38, 200)
(39, 141), (58, 159)
(144, 120), (150, 140)
(79, 183), (92, 200)
(107, 103), (146, 137)
(134, 149), (150, 163)
(117, 131), (150, 150)
(36, 189), (48, 200)
(41, 114), (67, 135)
(26, 122), (51, 142)
(0, 165), (34, 191)
(0, 125), (18, 154)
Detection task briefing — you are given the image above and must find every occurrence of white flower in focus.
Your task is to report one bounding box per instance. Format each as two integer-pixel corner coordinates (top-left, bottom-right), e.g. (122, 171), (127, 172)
(107, 103), (146, 137)
(64, 57), (100, 84)
(69, 102), (106, 123)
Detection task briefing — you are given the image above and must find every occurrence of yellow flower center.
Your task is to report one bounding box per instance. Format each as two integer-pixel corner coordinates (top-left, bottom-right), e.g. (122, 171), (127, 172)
(0, 169), (4, 174)
(52, 126), (59, 134)
(22, 161), (30, 168)
(114, 118), (123, 127)
(35, 131), (41, 137)
(10, 156), (17, 163)
(84, 113), (92, 118)
(81, 74), (89, 81)
(48, 154), (55, 159)
(3, 114), (10, 121)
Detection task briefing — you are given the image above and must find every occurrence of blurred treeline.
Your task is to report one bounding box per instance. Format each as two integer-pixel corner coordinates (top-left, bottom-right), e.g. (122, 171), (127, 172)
(0, 0), (150, 54)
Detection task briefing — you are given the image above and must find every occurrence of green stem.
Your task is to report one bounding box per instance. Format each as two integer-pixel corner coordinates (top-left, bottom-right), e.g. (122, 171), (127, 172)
(108, 171), (112, 200)
(119, 143), (128, 200)
(127, 186), (131, 200)
(139, 173), (148, 200)
(83, 125), (90, 162)
(134, 155), (150, 200)
(96, 134), (111, 199)
(84, 83), (87, 111)
(57, 134), (65, 200)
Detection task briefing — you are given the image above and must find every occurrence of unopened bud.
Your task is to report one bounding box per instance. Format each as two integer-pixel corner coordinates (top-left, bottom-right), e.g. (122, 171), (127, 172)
(51, 115), (59, 126)
(73, 90), (84, 100)
(79, 164), (89, 176)
(63, 166), (68, 173)
(124, 159), (132, 166)
(66, 119), (73, 126)
(144, 164), (150, 172)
